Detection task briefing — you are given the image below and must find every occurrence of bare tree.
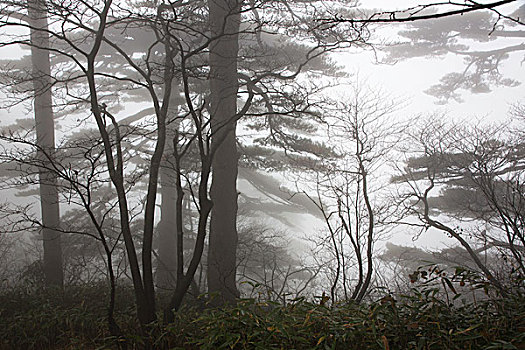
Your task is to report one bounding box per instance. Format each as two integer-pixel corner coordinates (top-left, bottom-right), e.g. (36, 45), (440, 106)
(0, 126), (132, 336)
(236, 222), (320, 304)
(395, 116), (525, 293)
(304, 83), (406, 303)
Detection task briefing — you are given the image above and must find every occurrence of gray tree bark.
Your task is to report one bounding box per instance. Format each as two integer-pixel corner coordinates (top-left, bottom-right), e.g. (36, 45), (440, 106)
(156, 146), (178, 291)
(28, 0), (63, 287)
(156, 80), (183, 292)
(207, 0), (242, 305)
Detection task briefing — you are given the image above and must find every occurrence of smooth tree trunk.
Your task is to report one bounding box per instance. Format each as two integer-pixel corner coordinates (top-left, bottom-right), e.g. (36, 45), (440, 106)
(156, 81), (183, 292)
(156, 151), (178, 291)
(207, 0), (242, 305)
(28, 0), (63, 288)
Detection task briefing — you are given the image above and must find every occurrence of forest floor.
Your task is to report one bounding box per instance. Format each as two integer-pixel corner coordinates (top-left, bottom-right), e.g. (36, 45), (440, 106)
(1, 283), (524, 349)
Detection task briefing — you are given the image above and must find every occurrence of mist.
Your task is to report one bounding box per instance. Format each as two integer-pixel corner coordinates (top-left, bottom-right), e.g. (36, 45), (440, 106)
(0, 0), (523, 348)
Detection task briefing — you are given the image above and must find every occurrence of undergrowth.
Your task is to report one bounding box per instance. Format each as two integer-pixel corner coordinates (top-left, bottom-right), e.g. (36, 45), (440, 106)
(0, 282), (523, 349)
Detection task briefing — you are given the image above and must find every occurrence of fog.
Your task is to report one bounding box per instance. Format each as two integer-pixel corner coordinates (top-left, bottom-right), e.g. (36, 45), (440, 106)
(0, 0), (523, 347)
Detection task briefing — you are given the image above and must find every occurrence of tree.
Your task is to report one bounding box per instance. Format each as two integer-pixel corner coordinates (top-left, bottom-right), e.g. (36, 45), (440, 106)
(236, 222), (319, 303)
(27, 0), (63, 287)
(204, 0), (373, 305)
(0, 126), (132, 335)
(0, 0), (341, 320)
(303, 83), (406, 303)
(207, 0), (243, 305)
(0, 0), (181, 328)
(1, 0), (520, 335)
(380, 3), (524, 103)
(394, 116), (525, 293)
(156, 139), (179, 291)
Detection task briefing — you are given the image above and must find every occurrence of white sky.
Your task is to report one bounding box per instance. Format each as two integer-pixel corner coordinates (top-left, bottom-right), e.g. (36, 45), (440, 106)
(337, 0), (524, 122)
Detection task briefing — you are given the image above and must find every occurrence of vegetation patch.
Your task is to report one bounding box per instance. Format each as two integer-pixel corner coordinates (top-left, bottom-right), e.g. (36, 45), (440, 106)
(1, 284), (523, 349)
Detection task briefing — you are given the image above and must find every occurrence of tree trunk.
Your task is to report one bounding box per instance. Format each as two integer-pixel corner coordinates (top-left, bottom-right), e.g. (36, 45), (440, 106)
(82, 0), (157, 329)
(156, 80), (182, 292)
(207, 0), (242, 306)
(156, 157), (178, 291)
(28, 0), (63, 288)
